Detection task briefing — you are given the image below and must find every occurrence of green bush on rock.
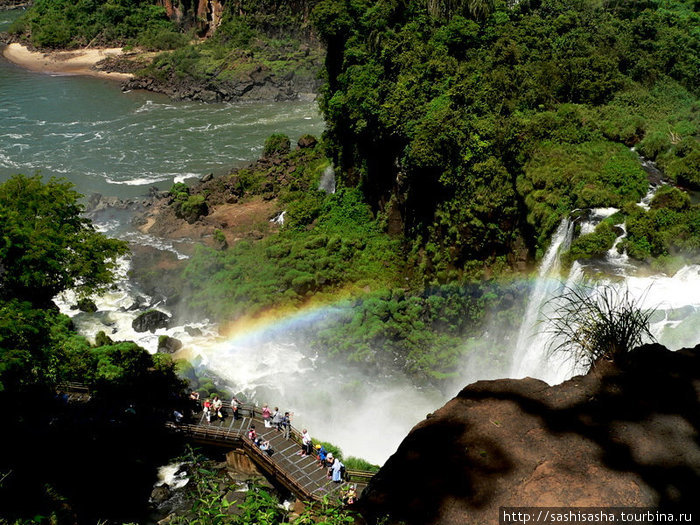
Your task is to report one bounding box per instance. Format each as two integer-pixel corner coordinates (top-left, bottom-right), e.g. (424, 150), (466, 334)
(263, 133), (291, 157)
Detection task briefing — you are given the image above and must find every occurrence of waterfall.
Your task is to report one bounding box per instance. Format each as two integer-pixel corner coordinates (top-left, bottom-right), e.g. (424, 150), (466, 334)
(318, 165), (336, 194)
(509, 193), (700, 386)
(509, 218), (575, 382)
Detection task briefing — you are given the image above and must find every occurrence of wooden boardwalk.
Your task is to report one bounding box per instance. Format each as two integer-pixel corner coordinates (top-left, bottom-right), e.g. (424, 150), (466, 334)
(58, 384), (372, 502)
(169, 404), (372, 502)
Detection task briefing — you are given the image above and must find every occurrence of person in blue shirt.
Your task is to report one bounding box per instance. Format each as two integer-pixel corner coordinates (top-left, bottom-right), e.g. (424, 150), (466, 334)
(316, 444), (328, 468)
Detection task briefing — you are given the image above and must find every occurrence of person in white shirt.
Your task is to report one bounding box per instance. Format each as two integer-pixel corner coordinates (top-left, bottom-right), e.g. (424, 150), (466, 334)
(300, 429), (312, 457)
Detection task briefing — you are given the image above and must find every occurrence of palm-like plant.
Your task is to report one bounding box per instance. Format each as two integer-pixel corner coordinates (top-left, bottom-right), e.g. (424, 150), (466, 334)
(542, 283), (657, 372)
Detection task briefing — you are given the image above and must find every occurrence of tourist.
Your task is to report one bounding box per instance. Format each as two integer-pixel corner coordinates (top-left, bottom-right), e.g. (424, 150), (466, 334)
(248, 424), (257, 441)
(281, 411), (291, 439)
(300, 428), (312, 456)
(212, 395), (224, 421)
(271, 406), (282, 430)
(330, 456), (344, 483)
(203, 398), (212, 423)
(259, 440), (274, 456)
(342, 484), (357, 505)
(316, 444), (328, 468)
(189, 390), (200, 415)
(262, 403), (271, 428)
(231, 397), (240, 421)
(325, 453), (334, 478)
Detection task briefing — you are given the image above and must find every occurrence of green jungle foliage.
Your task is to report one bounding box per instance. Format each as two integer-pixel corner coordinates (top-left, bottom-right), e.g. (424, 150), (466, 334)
(311, 0), (700, 275)
(183, 187), (403, 319)
(135, 0), (323, 87)
(621, 199), (700, 264)
(0, 175), (129, 306)
(179, 139), (527, 382)
(264, 133), (292, 157)
(562, 222), (619, 269)
(0, 176), (180, 396)
(308, 282), (524, 381)
(0, 178), (186, 524)
(179, 0), (700, 382)
(10, 0), (184, 49)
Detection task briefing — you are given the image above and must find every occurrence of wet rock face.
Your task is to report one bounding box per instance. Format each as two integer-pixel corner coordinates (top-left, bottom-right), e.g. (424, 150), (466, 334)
(132, 309), (171, 333)
(158, 335), (183, 354)
(359, 344), (700, 525)
(151, 484), (171, 504)
(123, 67), (321, 104)
(76, 298), (98, 313)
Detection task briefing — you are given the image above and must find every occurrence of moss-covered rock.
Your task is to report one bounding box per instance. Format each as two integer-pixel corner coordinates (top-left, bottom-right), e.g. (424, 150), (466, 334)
(263, 133), (291, 158)
(175, 194), (209, 224)
(132, 310), (171, 333)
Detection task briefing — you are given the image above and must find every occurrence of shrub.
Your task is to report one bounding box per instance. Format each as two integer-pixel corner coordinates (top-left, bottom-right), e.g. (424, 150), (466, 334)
(177, 194), (208, 224)
(542, 284), (656, 372)
(563, 222), (619, 267)
(343, 456), (380, 472)
(263, 133), (291, 157)
(137, 27), (189, 51)
(650, 186), (690, 211)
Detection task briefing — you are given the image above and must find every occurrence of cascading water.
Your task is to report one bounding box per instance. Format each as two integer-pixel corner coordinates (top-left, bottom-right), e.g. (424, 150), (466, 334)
(318, 165), (336, 194)
(509, 218), (575, 383)
(509, 191), (700, 386)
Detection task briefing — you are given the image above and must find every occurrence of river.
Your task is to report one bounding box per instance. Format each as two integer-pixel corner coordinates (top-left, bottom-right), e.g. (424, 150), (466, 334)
(0, 10), (324, 199)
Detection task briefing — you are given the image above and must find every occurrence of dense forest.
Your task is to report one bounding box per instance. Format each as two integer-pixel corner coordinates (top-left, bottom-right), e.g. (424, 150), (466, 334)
(3, 0), (698, 382)
(174, 0), (700, 382)
(2, 1), (700, 520)
(0, 176), (191, 523)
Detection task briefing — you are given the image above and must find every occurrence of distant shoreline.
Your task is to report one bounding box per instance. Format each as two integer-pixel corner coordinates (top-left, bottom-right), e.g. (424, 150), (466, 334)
(2, 42), (133, 81)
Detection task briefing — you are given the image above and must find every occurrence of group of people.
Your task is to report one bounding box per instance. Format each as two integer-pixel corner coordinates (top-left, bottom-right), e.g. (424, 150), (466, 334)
(261, 403), (292, 437)
(247, 424), (274, 456)
(187, 392), (356, 500)
(202, 395), (225, 423)
(189, 391), (281, 426)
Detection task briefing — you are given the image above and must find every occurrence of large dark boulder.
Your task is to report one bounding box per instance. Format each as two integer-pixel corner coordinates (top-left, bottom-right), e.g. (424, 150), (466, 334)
(359, 344), (700, 525)
(297, 134), (317, 149)
(76, 298), (97, 313)
(150, 484), (171, 504)
(132, 310), (170, 333)
(158, 335), (183, 354)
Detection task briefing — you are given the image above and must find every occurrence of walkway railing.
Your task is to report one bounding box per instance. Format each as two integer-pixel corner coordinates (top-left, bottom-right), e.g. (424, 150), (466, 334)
(59, 385), (375, 502)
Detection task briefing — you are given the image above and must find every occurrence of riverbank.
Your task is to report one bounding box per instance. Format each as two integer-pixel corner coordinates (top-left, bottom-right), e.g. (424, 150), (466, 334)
(2, 42), (132, 80)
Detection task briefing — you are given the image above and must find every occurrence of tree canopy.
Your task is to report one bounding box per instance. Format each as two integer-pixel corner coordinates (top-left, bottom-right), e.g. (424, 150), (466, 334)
(0, 174), (129, 305)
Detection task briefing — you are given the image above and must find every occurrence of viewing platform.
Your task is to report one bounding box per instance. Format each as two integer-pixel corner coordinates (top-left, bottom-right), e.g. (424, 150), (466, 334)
(169, 401), (373, 502)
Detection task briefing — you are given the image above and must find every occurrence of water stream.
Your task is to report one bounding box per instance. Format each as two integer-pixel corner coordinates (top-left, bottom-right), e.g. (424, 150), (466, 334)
(509, 194), (700, 384)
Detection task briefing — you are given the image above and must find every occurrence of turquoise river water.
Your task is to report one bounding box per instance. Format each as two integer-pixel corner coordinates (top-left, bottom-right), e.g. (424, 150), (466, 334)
(0, 10), (324, 199)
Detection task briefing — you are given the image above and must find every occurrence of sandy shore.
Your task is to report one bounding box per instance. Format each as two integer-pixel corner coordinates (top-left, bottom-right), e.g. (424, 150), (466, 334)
(2, 43), (133, 81)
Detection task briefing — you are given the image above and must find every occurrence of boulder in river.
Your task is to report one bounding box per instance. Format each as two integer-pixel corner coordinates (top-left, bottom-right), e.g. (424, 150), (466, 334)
(185, 326), (203, 337)
(158, 335), (183, 354)
(150, 484), (171, 504)
(132, 310), (170, 333)
(297, 134), (317, 149)
(76, 298), (98, 313)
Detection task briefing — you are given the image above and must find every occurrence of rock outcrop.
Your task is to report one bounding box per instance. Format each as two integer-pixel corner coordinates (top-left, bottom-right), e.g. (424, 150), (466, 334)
(158, 335), (183, 354)
(122, 64), (321, 103)
(359, 344), (700, 524)
(132, 310), (171, 333)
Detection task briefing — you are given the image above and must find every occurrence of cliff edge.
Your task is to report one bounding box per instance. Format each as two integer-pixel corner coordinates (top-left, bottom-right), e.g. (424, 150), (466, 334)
(359, 344), (700, 524)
